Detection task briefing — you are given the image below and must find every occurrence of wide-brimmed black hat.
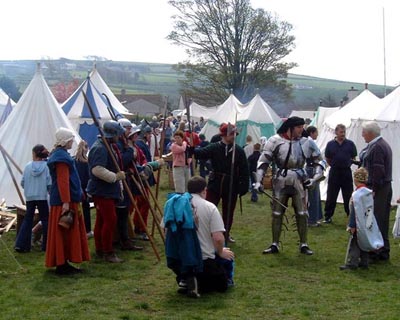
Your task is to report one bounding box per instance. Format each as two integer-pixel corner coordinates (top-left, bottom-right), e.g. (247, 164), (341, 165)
(277, 116), (305, 134)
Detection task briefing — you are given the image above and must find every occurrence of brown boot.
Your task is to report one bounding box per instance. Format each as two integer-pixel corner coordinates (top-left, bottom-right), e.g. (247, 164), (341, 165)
(120, 240), (143, 251)
(104, 252), (124, 263)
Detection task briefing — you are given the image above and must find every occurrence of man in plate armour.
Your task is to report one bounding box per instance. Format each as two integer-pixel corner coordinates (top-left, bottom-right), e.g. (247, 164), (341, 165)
(253, 117), (325, 255)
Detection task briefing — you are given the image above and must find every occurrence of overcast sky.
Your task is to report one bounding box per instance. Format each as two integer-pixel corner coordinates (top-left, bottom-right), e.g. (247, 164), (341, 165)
(1, 0), (399, 86)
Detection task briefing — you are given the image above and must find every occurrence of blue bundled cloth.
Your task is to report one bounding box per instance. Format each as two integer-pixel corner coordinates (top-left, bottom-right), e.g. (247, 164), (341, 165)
(163, 192), (203, 274)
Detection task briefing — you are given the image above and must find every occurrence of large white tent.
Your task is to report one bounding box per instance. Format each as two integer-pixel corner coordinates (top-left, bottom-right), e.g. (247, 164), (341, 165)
(179, 101), (219, 123)
(309, 106), (340, 130)
(316, 89), (381, 202)
(347, 85), (400, 204)
(237, 94), (282, 146)
(200, 94), (281, 146)
(0, 64), (80, 207)
(62, 71), (124, 147)
(316, 89), (380, 154)
(200, 94), (244, 142)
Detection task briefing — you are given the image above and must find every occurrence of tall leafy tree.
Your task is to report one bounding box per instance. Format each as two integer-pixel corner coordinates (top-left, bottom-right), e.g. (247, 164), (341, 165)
(168, 0), (297, 105)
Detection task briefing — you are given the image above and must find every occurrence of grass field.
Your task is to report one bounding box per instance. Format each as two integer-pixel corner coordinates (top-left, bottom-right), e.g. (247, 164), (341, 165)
(1, 172), (399, 320)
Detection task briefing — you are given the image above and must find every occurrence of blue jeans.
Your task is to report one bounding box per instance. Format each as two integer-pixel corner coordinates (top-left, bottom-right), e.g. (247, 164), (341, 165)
(15, 200), (49, 251)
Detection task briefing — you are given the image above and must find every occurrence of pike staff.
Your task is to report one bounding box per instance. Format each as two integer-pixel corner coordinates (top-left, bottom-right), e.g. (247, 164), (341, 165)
(82, 91), (161, 262)
(225, 115), (237, 244)
(103, 92), (164, 242)
(154, 96), (168, 202)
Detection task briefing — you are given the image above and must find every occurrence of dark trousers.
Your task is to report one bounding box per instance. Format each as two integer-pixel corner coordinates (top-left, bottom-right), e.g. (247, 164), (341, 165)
(116, 207), (129, 242)
(374, 182), (392, 258)
(325, 167), (353, 219)
(82, 198), (91, 233)
(15, 200), (49, 251)
(196, 258), (230, 293)
(345, 233), (369, 267)
(206, 190), (237, 236)
(171, 257), (231, 294)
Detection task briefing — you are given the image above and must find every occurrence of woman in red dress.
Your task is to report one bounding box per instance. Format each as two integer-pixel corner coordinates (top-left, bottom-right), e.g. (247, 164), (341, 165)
(46, 128), (90, 275)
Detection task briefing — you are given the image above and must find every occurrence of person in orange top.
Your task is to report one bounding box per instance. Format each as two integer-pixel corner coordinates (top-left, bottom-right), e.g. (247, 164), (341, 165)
(46, 128), (90, 275)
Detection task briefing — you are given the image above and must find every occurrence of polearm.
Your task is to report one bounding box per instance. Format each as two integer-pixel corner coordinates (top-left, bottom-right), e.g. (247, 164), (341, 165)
(102, 93), (122, 121)
(154, 96), (168, 202)
(82, 91), (161, 262)
(225, 117), (237, 244)
(260, 189), (288, 210)
(151, 97), (168, 237)
(0, 148), (25, 205)
(128, 160), (165, 244)
(184, 95), (195, 174)
(103, 92), (164, 243)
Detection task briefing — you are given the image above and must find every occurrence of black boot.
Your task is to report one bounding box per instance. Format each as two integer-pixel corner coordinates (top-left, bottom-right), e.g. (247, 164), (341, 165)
(186, 276), (200, 298)
(262, 244), (279, 254)
(300, 245), (313, 255)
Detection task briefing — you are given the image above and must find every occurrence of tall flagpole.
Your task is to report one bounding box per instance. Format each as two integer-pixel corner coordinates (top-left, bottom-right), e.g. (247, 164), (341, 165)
(382, 7), (387, 96)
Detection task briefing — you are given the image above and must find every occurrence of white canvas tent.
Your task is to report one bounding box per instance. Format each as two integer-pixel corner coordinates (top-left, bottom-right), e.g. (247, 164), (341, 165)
(200, 94), (281, 146)
(199, 94), (244, 143)
(0, 64), (80, 207)
(237, 94), (282, 146)
(316, 89), (381, 202)
(347, 85), (400, 203)
(316, 89), (380, 154)
(179, 101), (219, 123)
(309, 106), (340, 130)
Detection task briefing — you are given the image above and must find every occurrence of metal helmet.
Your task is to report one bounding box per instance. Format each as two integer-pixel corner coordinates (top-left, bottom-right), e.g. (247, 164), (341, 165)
(118, 118), (132, 129)
(128, 125), (142, 138)
(103, 120), (125, 138)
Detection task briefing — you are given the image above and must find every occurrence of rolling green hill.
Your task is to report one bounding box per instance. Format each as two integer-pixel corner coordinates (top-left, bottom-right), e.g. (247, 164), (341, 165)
(0, 59), (390, 112)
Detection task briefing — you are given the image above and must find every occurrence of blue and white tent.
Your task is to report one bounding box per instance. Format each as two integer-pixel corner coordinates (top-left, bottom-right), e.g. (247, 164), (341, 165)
(62, 74), (123, 147)
(90, 65), (131, 116)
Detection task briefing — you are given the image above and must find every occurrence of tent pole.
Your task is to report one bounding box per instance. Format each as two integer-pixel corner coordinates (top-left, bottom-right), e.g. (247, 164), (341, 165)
(0, 143), (23, 174)
(0, 148), (25, 206)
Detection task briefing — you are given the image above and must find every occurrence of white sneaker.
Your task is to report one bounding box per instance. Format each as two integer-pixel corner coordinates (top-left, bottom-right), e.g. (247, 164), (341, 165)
(86, 231), (94, 239)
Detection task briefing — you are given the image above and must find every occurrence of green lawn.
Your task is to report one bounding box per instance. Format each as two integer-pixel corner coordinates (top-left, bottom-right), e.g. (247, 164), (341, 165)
(1, 174), (399, 319)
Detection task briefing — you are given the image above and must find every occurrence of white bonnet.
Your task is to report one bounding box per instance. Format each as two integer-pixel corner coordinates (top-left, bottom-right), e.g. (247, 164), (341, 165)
(55, 127), (75, 147)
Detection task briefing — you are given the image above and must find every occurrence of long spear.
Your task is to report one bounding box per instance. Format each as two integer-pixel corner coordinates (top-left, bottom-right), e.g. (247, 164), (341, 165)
(225, 115), (237, 244)
(184, 95), (195, 174)
(103, 92), (165, 242)
(82, 91), (161, 262)
(154, 96), (168, 202)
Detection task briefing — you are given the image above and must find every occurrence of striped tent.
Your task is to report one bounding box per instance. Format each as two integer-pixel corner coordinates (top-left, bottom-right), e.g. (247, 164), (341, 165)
(89, 65), (131, 116)
(62, 74), (123, 147)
